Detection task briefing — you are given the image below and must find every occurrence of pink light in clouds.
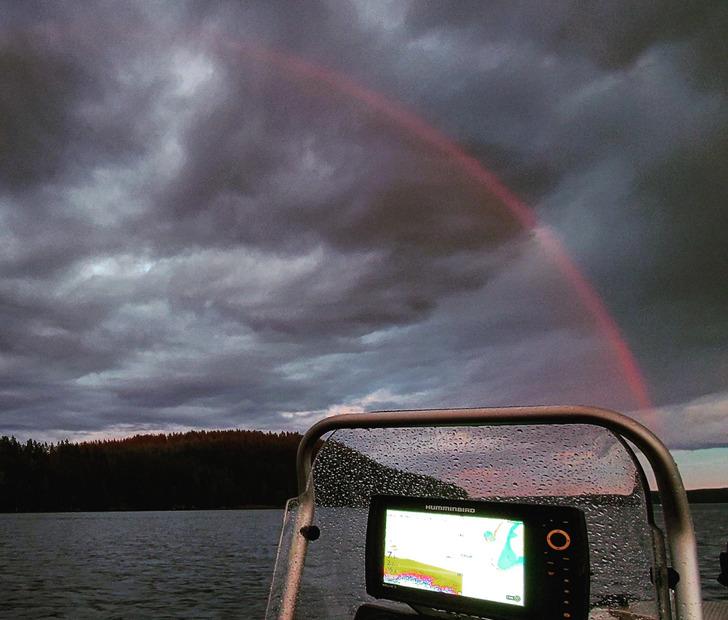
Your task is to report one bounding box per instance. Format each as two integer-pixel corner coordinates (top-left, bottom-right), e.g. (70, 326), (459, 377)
(222, 41), (653, 418)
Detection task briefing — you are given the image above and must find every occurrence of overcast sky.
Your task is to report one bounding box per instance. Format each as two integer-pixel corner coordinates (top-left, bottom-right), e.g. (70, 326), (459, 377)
(1, 1), (726, 487)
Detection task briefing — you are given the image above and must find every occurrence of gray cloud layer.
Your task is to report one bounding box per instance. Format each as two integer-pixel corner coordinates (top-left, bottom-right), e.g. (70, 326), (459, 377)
(0, 1), (726, 458)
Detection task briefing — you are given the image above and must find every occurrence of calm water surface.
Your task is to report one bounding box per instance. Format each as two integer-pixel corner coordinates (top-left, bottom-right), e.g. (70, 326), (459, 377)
(0, 505), (726, 618)
(689, 504), (728, 601)
(0, 510), (281, 619)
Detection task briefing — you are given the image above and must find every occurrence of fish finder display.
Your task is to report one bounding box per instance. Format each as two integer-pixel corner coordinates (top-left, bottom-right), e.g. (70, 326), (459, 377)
(367, 496), (589, 619)
(382, 508), (525, 606)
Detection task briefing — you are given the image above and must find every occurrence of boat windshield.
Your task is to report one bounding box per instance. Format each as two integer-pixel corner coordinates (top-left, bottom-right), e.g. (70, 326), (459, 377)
(267, 422), (662, 619)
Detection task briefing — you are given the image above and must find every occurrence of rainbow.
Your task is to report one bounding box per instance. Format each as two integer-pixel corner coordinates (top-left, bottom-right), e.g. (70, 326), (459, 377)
(218, 39), (653, 417)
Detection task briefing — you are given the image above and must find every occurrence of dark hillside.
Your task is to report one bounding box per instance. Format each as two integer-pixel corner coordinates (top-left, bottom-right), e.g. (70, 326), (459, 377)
(4, 430), (725, 512)
(651, 488), (728, 504)
(0, 430), (301, 512)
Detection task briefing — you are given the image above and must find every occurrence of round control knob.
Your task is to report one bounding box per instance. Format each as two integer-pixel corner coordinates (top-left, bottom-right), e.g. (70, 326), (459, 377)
(546, 529), (571, 551)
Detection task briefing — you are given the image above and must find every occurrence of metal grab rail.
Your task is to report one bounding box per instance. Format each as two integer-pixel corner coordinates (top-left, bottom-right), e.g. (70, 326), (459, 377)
(275, 405), (702, 620)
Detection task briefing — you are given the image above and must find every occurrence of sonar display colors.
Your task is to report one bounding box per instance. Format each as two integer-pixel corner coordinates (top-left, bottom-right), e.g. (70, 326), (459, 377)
(383, 508), (525, 606)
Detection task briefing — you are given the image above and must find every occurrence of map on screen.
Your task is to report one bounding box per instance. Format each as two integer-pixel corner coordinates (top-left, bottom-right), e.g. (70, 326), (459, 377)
(383, 508), (525, 606)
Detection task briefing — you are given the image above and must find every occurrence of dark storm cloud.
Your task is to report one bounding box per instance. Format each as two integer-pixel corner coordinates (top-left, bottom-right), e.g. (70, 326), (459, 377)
(135, 39), (521, 335)
(0, 0), (726, 469)
(0, 45), (87, 190)
(0, 2), (171, 295)
(403, 1), (727, 77)
(0, 6), (163, 192)
(150, 46), (519, 258)
(386, 0), (728, 406)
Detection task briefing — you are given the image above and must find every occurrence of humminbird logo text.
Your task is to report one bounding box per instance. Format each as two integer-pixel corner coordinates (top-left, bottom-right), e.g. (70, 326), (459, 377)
(425, 505), (475, 513)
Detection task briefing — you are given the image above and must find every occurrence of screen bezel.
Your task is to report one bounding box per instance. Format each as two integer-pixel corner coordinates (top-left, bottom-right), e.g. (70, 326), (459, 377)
(365, 496), (558, 619)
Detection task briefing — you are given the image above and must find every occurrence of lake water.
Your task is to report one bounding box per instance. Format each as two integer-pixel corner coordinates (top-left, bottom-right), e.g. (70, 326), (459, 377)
(0, 504), (725, 618)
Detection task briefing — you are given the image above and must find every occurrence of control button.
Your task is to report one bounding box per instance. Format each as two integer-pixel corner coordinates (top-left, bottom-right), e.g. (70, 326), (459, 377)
(547, 529), (571, 551)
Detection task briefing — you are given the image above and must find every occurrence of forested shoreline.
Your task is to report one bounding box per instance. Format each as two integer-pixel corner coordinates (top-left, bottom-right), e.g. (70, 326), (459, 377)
(0, 430), (301, 512)
(2, 430), (726, 513)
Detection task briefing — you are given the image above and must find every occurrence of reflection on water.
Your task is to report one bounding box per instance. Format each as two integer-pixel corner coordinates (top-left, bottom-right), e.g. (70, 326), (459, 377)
(0, 505), (725, 618)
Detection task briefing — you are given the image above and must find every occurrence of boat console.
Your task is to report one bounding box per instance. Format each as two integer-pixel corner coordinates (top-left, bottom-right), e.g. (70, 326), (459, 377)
(266, 406), (705, 620)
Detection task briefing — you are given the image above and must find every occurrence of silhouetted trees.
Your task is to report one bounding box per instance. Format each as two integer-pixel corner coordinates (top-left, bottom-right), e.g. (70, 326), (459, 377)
(0, 430), (301, 512)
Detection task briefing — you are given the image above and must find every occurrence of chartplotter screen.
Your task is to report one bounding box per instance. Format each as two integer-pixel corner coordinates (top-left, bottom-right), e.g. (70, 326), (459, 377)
(382, 508), (525, 606)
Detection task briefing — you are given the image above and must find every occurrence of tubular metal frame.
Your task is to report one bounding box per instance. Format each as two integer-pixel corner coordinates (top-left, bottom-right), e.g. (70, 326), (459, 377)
(274, 406), (702, 620)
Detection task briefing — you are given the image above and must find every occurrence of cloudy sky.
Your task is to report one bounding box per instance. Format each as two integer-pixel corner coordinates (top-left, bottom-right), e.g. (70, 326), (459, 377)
(1, 1), (726, 488)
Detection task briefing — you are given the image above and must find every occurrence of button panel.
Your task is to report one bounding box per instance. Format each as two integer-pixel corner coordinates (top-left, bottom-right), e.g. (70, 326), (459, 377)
(540, 516), (587, 620)
(546, 529), (571, 550)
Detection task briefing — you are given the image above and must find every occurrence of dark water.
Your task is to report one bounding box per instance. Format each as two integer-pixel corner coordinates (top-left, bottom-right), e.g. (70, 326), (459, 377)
(690, 504), (728, 601)
(0, 505), (725, 618)
(0, 510), (282, 619)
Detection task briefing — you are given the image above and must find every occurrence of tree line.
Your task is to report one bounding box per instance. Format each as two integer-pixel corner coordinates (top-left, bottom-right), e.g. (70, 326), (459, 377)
(0, 430), (301, 512)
